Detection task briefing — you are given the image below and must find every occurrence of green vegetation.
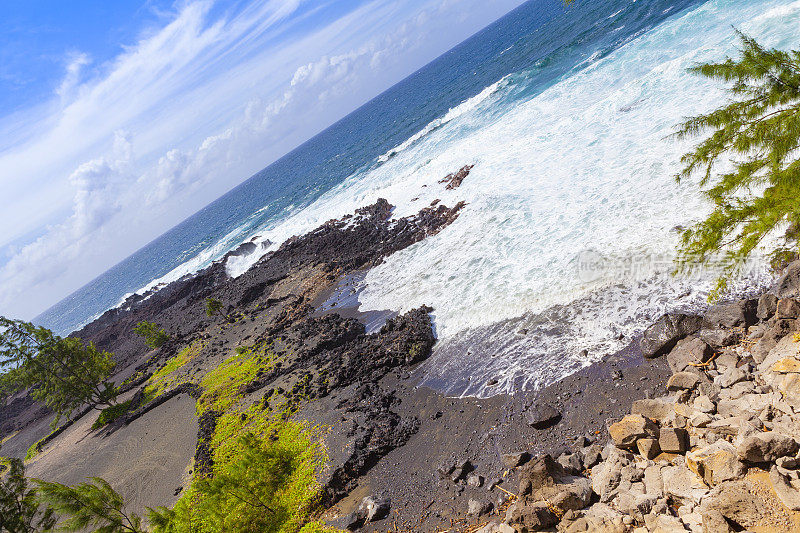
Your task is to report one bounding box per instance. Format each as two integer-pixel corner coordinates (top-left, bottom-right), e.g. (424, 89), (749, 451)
(0, 455), (56, 532)
(197, 341), (276, 414)
(91, 400), (133, 430)
(133, 321), (170, 350)
(143, 340), (204, 400)
(674, 32), (800, 299)
(204, 298), (223, 318)
(35, 477), (147, 533)
(0, 317), (118, 427)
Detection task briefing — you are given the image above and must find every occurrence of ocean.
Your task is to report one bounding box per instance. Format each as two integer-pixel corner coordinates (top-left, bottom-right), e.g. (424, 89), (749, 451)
(36, 0), (800, 397)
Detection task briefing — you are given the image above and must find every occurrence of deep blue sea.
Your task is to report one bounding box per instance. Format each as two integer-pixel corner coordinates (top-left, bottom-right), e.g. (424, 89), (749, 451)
(37, 0), (800, 396)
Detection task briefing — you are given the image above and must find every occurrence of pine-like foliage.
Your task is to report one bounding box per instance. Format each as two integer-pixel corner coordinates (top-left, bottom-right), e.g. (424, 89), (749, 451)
(34, 477), (146, 533)
(674, 31), (800, 298)
(132, 321), (169, 350)
(204, 298), (222, 318)
(0, 317), (118, 427)
(0, 457), (56, 533)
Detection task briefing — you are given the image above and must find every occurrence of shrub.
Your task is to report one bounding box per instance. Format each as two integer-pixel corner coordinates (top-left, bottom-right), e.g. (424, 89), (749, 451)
(133, 321), (170, 349)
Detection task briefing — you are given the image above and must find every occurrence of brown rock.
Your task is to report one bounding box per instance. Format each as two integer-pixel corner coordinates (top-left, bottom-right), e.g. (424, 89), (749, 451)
(608, 415), (658, 449)
(771, 357), (800, 374)
(658, 428), (689, 454)
(757, 293), (778, 320)
(777, 298), (800, 319)
(667, 371), (701, 391)
(700, 480), (766, 529)
(631, 398), (673, 422)
(636, 438), (660, 460)
(737, 432), (799, 463)
(686, 442), (746, 486)
(666, 337), (713, 374)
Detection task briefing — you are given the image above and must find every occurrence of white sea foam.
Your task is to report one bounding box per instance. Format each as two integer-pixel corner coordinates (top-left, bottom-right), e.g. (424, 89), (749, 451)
(133, 0), (800, 396)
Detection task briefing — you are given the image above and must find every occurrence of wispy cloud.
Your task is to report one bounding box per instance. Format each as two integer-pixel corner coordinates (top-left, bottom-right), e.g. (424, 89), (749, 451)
(0, 0), (523, 319)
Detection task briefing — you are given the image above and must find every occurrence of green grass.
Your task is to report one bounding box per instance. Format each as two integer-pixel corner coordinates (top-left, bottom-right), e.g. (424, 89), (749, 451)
(197, 341), (277, 414)
(91, 400), (133, 430)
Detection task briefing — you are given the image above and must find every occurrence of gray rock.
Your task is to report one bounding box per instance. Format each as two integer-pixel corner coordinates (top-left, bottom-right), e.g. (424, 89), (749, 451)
(467, 474), (484, 487)
(704, 300), (755, 329)
(506, 501), (557, 531)
(501, 451), (530, 469)
(640, 313), (703, 359)
(700, 480), (766, 529)
(777, 298), (800, 319)
(693, 395), (716, 414)
(686, 441), (745, 486)
(667, 336), (713, 374)
(659, 428), (689, 454)
(737, 432), (799, 463)
(582, 444), (603, 469)
(775, 260), (800, 298)
(752, 318), (798, 363)
(716, 366), (748, 388)
(757, 293), (778, 320)
(631, 398), (673, 422)
(468, 498), (492, 516)
(667, 371), (701, 391)
(328, 512), (361, 531)
(526, 403), (561, 429)
(662, 464), (709, 505)
(699, 328), (741, 348)
(557, 452), (583, 475)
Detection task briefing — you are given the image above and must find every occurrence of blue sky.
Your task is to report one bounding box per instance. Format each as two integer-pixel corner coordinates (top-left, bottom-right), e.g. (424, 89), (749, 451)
(0, 0), (525, 319)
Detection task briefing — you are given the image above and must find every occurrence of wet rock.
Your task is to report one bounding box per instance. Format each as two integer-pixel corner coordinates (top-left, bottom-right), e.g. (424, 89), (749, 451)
(667, 372), (701, 391)
(438, 164), (474, 190)
(775, 260), (800, 298)
(608, 414), (658, 449)
(685, 442), (745, 486)
(737, 432), (799, 463)
(526, 403), (561, 429)
(640, 313), (702, 359)
(666, 336), (713, 374)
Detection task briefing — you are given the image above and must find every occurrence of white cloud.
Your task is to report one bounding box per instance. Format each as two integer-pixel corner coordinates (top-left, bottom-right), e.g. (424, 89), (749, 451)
(0, 0), (524, 319)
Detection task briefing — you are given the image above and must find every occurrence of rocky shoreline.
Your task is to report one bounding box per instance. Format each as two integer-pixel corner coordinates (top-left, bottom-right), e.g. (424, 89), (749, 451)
(4, 167), (800, 532)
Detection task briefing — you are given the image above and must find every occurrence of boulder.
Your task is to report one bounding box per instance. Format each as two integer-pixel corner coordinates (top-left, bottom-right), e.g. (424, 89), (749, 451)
(506, 501), (558, 532)
(591, 448), (633, 502)
(558, 452), (583, 475)
(518, 455), (592, 513)
(693, 395), (716, 414)
(662, 465), (709, 506)
(699, 327), (741, 348)
(631, 398), (673, 422)
(704, 300), (756, 329)
(777, 298), (800, 319)
(608, 415), (658, 449)
(771, 357), (800, 373)
(526, 403), (561, 429)
(752, 319), (798, 363)
(666, 337), (713, 374)
(468, 498), (492, 516)
(757, 293), (778, 320)
(700, 509), (733, 533)
(700, 480), (766, 529)
(667, 372), (701, 391)
(640, 313), (702, 359)
(775, 260), (800, 298)
(737, 432), (799, 463)
(716, 366), (748, 389)
(659, 428), (689, 454)
(685, 442), (745, 486)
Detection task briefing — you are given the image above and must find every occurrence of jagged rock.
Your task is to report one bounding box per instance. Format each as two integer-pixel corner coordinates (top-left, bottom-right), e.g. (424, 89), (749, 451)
(752, 319), (798, 363)
(558, 452), (583, 475)
(359, 495), (390, 522)
(704, 300), (756, 329)
(328, 512), (362, 531)
(699, 328), (741, 348)
(506, 501), (558, 531)
(475, 521), (515, 533)
(659, 428), (689, 454)
(666, 337), (713, 374)
(685, 442), (745, 486)
(700, 480), (766, 529)
(643, 465), (664, 498)
(647, 514), (688, 532)
(716, 366), (749, 388)
(640, 314), (702, 359)
(689, 412), (713, 428)
(693, 395), (716, 414)
(637, 438), (660, 460)
(608, 414), (658, 449)
(667, 372), (701, 391)
(526, 403), (561, 429)
(518, 455), (592, 513)
(450, 459), (474, 482)
(775, 261), (800, 298)
(662, 465), (708, 506)
(737, 432), (799, 463)
(757, 293), (778, 320)
(777, 298), (800, 319)
(582, 444), (603, 469)
(770, 466), (800, 511)
(501, 451), (531, 469)
(631, 398), (673, 422)
(591, 448), (633, 502)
